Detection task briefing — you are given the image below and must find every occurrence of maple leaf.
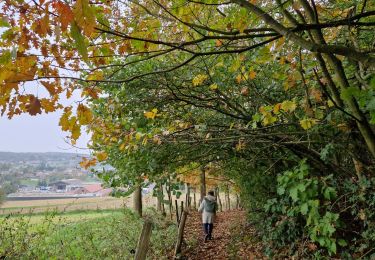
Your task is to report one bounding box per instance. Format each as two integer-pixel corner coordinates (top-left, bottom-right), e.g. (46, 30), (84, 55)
(77, 103), (93, 125)
(73, 0), (96, 36)
(80, 157), (97, 169)
(41, 81), (56, 96)
(82, 87), (100, 99)
(59, 107), (73, 131)
(25, 96), (42, 116)
(53, 1), (74, 31)
(70, 21), (88, 60)
(40, 98), (56, 113)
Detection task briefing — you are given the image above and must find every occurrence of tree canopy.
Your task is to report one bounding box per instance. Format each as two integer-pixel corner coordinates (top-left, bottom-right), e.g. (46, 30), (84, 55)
(1, 0), (375, 257)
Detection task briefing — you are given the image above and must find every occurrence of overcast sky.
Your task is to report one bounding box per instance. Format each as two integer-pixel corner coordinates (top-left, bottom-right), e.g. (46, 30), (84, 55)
(0, 85), (90, 154)
(0, 111), (90, 153)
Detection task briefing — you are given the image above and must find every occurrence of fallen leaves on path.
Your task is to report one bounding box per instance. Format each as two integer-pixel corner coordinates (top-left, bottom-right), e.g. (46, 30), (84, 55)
(180, 210), (265, 259)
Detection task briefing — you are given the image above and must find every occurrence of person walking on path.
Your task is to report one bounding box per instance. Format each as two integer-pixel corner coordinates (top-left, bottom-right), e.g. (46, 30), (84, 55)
(198, 190), (218, 242)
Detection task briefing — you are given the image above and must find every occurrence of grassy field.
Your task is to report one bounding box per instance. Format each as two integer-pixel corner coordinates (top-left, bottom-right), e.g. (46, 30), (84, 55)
(0, 208), (177, 259)
(1, 195), (158, 214)
(0, 194), (177, 259)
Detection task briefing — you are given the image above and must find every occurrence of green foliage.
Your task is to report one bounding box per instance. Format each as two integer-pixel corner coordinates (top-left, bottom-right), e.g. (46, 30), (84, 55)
(264, 160), (340, 255)
(0, 188), (4, 206)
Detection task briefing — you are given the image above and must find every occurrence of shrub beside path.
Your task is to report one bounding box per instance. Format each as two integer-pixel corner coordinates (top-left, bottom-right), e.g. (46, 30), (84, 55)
(180, 210), (265, 259)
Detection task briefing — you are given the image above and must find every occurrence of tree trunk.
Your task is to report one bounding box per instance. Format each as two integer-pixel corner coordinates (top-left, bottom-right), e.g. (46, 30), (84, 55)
(134, 185), (142, 217)
(185, 183), (190, 210)
(236, 194), (240, 209)
(193, 188), (196, 209)
(167, 182), (173, 220)
(157, 184), (162, 212)
(225, 185), (230, 211)
(216, 186), (222, 212)
(200, 166), (206, 203)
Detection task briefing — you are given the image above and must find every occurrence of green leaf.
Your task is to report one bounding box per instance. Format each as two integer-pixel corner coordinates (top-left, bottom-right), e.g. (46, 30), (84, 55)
(289, 186), (299, 202)
(300, 203), (308, 215)
(0, 17), (10, 28)
(323, 187), (336, 200)
(328, 240), (337, 255)
(338, 239), (347, 247)
(70, 21), (88, 61)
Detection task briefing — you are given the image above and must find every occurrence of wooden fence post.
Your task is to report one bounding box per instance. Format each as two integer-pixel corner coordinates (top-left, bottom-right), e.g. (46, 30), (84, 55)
(134, 220), (152, 260)
(180, 201), (184, 215)
(175, 200), (180, 224)
(174, 211), (188, 257)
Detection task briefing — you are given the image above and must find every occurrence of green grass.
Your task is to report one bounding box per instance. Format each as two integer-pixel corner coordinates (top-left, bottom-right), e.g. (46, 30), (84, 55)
(0, 208), (177, 259)
(19, 179), (39, 187)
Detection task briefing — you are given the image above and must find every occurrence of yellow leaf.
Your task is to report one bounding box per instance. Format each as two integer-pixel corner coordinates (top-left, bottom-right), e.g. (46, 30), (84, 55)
(80, 157), (97, 169)
(327, 100), (334, 107)
(209, 83), (218, 90)
(71, 117), (81, 140)
(142, 137), (148, 146)
(96, 151), (108, 162)
(144, 108), (158, 119)
(249, 70), (257, 80)
(192, 74), (208, 86)
(86, 71), (104, 81)
(281, 100), (297, 112)
(236, 74), (243, 83)
(300, 118), (317, 130)
(262, 114), (277, 126)
(119, 142), (126, 151)
(273, 103), (281, 114)
(77, 104), (93, 125)
(135, 132), (143, 140)
(40, 98), (56, 113)
(73, 0), (96, 36)
(59, 107), (72, 131)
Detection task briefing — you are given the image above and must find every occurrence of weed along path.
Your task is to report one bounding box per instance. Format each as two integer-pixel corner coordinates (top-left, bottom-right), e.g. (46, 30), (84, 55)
(179, 210), (265, 259)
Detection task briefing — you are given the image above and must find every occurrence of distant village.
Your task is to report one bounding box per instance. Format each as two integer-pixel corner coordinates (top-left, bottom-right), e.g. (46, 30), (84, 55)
(13, 178), (113, 198)
(0, 152), (113, 198)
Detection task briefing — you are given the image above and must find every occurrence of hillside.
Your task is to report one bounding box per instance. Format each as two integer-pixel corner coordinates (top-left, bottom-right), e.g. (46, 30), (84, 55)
(0, 152), (87, 163)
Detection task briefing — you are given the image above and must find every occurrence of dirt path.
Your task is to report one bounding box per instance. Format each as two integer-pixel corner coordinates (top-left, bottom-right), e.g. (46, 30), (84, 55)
(180, 210), (264, 259)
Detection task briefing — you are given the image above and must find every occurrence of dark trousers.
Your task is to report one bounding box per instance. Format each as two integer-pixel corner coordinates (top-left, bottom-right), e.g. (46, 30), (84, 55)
(203, 223), (213, 238)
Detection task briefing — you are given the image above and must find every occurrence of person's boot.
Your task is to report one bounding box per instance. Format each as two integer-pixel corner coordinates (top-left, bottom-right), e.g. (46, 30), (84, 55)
(204, 234), (209, 243)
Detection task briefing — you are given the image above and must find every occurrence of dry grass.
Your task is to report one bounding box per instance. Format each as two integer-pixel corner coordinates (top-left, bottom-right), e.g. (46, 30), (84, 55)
(0, 195), (158, 214)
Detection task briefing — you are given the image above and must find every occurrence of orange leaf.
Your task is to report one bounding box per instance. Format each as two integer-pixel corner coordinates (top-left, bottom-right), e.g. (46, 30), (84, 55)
(25, 96), (42, 116)
(215, 39), (223, 47)
(41, 81), (56, 96)
(53, 1), (74, 31)
(80, 157), (97, 169)
(249, 70), (257, 80)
